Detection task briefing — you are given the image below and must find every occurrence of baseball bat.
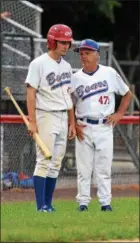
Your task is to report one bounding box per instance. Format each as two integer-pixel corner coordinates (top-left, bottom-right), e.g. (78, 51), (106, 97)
(4, 87), (52, 159)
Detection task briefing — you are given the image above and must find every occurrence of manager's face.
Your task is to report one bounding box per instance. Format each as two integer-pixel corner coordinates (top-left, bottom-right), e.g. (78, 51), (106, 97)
(79, 48), (99, 66)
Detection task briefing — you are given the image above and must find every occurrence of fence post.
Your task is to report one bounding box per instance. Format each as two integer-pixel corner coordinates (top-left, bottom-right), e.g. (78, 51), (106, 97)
(127, 84), (135, 139)
(30, 36), (35, 61)
(108, 42), (113, 66)
(34, 7), (42, 58)
(1, 124), (4, 191)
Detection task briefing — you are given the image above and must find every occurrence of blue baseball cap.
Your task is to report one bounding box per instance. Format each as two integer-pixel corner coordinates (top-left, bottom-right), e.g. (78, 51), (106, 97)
(74, 39), (100, 52)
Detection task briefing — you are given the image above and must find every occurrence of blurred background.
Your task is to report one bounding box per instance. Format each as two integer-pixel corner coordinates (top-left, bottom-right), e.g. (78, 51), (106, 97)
(0, 0), (139, 189)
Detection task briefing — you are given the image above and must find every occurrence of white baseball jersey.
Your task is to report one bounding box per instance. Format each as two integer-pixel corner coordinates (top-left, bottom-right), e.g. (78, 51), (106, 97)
(25, 53), (73, 111)
(71, 64), (129, 118)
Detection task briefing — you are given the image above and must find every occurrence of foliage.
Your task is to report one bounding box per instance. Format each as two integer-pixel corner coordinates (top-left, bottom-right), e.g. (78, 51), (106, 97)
(94, 0), (121, 23)
(32, 0), (122, 23)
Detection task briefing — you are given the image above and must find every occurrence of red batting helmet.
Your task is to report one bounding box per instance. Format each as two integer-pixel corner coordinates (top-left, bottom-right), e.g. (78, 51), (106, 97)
(47, 24), (73, 49)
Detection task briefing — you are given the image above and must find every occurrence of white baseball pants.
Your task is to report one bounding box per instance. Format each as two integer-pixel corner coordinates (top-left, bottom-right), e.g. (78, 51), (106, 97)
(33, 110), (68, 178)
(76, 121), (113, 206)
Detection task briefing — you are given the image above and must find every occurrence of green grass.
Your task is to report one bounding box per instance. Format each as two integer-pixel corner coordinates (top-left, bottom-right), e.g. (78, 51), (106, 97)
(1, 198), (139, 242)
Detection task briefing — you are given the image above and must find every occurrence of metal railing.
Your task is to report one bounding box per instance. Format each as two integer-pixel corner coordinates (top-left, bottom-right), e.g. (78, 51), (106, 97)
(1, 34), (113, 101)
(112, 55), (140, 109)
(1, 0), (43, 37)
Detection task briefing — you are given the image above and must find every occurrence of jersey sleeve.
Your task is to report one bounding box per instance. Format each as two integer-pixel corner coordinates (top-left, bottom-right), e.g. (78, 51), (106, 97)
(70, 73), (77, 93)
(70, 73), (78, 105)
(25, 60), (40, 89)
(114, 70), (129, 96)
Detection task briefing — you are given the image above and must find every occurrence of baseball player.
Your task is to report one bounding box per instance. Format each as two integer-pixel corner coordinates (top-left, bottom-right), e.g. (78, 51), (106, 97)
(71, 39), (132, 212)
(25, 24), (75, 212)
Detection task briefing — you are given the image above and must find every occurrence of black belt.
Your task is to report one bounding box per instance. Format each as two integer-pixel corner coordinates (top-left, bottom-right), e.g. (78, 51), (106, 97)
(52, 110), (67, 112)
(78, 118), (107, 124)
(36, 108), (67, 112)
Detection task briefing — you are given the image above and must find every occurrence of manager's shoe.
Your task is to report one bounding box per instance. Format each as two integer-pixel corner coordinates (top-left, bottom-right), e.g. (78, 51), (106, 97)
(101, 205), (112, 211)
(79, 205), (88, 212)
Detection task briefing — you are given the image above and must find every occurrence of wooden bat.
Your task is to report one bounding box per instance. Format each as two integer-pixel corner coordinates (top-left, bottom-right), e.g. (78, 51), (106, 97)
(4, 87), (52, 159)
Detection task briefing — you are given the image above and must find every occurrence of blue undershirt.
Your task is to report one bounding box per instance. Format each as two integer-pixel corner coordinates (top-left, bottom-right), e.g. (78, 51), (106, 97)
(82, 65), (99, 75)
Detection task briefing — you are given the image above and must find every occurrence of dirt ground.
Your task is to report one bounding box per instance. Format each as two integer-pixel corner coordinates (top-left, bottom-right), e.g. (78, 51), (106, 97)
(1, 184), (139, 202)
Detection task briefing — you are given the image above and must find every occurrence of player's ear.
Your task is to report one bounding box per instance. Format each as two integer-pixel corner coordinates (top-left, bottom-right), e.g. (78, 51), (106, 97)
(96, 52), (100, 63)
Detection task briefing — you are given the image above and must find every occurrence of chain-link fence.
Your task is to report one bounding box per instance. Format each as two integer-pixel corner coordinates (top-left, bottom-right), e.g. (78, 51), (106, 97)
(1, 116), (139, 190)
(1, 0), (42, 37)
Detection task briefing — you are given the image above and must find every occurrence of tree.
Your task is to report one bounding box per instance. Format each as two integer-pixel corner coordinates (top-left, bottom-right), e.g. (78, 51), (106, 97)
(32, 0), (121, 23)
(92, 0), (121, 23)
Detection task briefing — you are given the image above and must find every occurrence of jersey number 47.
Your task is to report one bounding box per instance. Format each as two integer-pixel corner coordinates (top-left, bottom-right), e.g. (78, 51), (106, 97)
(98, 96), (110, 104)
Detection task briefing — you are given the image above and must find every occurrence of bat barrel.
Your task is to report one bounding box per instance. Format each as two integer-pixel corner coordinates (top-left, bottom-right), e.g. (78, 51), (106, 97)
(4, 87), (52, 159)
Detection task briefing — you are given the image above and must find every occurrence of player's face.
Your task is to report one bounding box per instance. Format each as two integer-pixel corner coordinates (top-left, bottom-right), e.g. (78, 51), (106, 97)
(56, 41), (71, 56)
(79, 49), (99, 66)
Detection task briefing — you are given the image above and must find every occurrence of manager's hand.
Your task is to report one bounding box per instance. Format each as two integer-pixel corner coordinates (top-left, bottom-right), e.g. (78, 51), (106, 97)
(106, 112), (123, 127)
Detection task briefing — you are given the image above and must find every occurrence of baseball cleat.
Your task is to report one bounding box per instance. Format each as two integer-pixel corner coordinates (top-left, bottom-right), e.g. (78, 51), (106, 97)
(101, 205), (112, 211)
(78, 205), (88, 212)
(38, 205), (56, 212)
(49, 206), (56, 212)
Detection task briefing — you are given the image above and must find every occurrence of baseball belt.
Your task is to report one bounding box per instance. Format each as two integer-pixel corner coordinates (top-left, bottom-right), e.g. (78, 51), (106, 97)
(78, 118), (107, 125)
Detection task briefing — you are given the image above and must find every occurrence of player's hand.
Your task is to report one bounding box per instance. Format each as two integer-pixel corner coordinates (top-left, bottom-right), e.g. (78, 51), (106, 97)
(28, 121), (38, 136)
(106, 112), (123, 127)
(76, 123), (87, 142)
(68, 124), (76, 140)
